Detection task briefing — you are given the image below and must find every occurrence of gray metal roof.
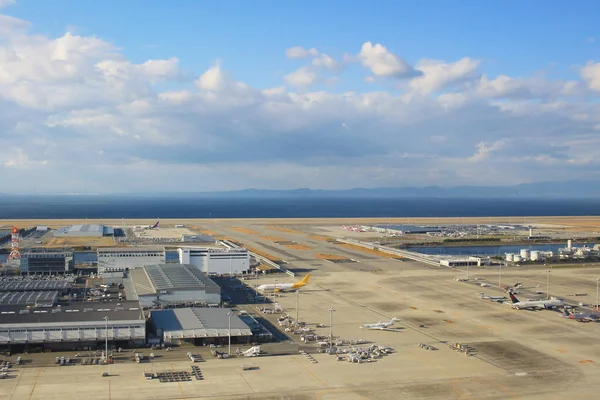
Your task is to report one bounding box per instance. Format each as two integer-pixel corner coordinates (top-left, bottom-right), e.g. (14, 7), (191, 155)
(70, 224), (103, 233)
(140, 264), (220, 292)
(98, 247), (165, 253)
(150, 308), (252, 339)
(0, 280), (73, 292)
(0, 300), (144, 325)
(0, 291), (58, 306)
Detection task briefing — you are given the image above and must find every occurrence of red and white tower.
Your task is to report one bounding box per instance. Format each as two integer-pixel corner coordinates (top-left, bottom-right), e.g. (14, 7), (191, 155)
(7, 227), (21, 260)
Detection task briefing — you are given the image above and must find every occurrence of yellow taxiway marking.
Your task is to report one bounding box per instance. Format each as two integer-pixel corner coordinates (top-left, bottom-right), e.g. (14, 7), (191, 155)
(555, 348), (567, 353)
(171, 363), (186, 399)
(294, 357), (328, 388)
(488, 380), (519, 400)
(477, 325), (495, 331)
(28, 369), (41, 400)
(451, 378), (474, 399)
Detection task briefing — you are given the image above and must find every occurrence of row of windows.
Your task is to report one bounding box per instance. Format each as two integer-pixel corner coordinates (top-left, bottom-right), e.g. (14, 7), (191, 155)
(99, 254), (163, 258)
(3, 325), (144, 332)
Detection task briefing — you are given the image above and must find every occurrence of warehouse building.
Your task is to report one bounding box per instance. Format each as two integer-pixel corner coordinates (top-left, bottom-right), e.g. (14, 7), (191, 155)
(0, 279), (73, 293)
(0, 291), (58, 306)
(440, 256), (490, 268)
(54, 224), (114, 237)
(20, 250), (74, 275)
(178, 247), (250, 275)
(128, 264), (221, 308)
(180, 234), (215, 243)
(97, 247), (166, 273)
(0, 300), (146, 349)
(150, 307), (252, 345)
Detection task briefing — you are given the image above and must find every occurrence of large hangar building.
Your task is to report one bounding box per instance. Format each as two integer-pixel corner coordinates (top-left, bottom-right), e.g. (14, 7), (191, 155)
(54, 224), (114, 237)
(128, 264), (221, 308)
(150, 307), (252, 346)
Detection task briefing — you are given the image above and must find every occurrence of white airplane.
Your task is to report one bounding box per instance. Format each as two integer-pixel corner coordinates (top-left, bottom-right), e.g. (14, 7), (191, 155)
(360, 317), (400, 330)
(133, 221), (160, 230)
(256, 274), (310, 292)
(478, 293), (507, 303)
(342, 225), (365, 232)
(508, 291), (564, 310)
(561, 308), (600, 322)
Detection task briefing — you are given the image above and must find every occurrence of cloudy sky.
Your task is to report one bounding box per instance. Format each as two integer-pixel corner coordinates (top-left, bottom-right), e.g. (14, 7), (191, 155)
(1, 0), (599, 193)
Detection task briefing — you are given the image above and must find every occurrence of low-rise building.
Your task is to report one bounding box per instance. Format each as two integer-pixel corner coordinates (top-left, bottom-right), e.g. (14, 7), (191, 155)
(178, 247), (250, 275)
(20, 250), (74, 275)
(0, 300), (145, 349)
(97, 247), (166, 273)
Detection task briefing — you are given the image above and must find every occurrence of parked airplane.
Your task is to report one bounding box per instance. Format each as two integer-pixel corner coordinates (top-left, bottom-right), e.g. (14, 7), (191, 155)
(134, 221), (160, 230)
(342, 225), (366, 232)
(478, 293), (507, 303)
(360, 317), (400, 330)
(508, 291), (564, 310)
(256, 274), (310, 292)
(562, 308), (600, 322)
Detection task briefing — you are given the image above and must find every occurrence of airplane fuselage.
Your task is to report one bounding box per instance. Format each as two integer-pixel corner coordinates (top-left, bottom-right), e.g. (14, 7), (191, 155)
(512, 299), (563, 309)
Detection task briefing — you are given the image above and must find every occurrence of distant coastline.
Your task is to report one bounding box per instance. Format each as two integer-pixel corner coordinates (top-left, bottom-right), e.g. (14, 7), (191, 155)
(0, 196), (599, 220)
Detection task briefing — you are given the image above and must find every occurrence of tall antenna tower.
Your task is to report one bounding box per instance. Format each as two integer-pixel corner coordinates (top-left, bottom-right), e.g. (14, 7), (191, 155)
(8, 227), (21, 261)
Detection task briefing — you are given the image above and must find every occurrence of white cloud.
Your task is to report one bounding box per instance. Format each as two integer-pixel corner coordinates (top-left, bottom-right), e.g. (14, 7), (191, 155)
(358, 41), (417, 78)
(581, 61), (600, 91)
(284, 66), (318, 87)
(586, 37), (595, 43)
(0, 10), (599, 192)
(285, 46), (318, 59)
(408, 57), (481, 95)
(468, 140), (507, 162)
(312, 53), (340, 71)
(0, 0), (15, 9)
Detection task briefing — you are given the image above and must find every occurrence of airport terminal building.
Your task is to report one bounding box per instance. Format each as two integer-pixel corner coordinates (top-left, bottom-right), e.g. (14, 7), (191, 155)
(178, 247), (250, 275)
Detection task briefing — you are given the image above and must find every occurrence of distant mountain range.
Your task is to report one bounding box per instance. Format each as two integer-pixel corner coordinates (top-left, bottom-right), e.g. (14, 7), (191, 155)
(4, 180), (600, 198)
(112, 180), (600, 198)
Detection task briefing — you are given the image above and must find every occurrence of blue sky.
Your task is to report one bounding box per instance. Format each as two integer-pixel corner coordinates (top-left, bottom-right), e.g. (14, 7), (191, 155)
(10, 0), (599, 87)
(0, 0), (600, 193)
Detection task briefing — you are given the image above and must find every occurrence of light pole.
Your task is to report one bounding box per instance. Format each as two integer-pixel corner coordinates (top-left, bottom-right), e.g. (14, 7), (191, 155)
(546, 268), (551, 300)
(596, 278), (600, 312)
(103, 316), (109, 368)
(498, 264), (502, 288)
(466, 264), (470, 280)
(227, 311), (232, 356)
(296, 290), (300, 327)
(328, 308), (334, 349)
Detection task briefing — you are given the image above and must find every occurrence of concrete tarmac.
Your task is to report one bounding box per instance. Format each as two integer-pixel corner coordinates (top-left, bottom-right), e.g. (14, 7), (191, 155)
(2, 220), (600, 399)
